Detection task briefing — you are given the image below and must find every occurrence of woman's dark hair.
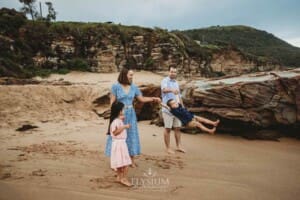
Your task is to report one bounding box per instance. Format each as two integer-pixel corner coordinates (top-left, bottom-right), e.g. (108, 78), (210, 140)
(118, 67), (131, 85)
(107, 101), (124, 135)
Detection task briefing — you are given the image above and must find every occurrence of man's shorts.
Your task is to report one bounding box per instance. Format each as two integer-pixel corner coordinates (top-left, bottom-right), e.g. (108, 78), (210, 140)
(162, 112), (182, 129)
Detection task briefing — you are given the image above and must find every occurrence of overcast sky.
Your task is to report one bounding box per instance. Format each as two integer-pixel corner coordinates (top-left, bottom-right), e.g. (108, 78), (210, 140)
(1, 0), (300, 47)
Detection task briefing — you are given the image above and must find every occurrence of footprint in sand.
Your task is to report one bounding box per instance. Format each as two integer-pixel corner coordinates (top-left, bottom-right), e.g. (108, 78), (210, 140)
(141, 154), (185, 170)
(90, 177), (114, 189)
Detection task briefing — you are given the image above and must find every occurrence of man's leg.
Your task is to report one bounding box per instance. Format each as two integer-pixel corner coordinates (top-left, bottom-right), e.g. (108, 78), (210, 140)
(162, 112), (175, 154)
(164, 128), (174, 154)
(174, 128), (185, 153)
(173, 117), (185, 153)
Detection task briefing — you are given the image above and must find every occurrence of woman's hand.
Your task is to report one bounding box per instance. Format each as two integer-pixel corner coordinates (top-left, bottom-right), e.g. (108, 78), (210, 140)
(152, 97), (161, 103)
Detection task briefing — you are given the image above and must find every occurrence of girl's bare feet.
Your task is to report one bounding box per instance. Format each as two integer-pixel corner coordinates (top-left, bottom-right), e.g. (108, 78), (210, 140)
(120, 178), (132, 187)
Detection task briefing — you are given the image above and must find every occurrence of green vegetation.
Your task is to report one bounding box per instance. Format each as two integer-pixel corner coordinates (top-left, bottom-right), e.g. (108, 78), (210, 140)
(1, 8), (298, 79)
(182, 25), (300, 67)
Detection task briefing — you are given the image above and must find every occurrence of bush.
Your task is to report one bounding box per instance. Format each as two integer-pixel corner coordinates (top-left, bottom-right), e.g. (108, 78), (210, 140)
(66, 58), (90, 71)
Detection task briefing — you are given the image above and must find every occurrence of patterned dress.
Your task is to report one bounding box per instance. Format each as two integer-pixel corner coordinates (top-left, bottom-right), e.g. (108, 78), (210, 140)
(105, 82), (142, 156)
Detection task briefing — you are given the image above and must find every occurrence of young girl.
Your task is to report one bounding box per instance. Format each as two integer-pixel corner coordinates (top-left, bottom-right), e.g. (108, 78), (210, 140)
(108, 101), (132, 186)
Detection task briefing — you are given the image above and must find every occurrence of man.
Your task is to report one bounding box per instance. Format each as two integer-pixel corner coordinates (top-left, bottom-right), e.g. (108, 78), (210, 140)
(161, 66), (185, 154)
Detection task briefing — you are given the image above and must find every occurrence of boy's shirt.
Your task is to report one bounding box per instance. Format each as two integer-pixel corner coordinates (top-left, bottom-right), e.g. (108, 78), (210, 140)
(170, 104), (194, 126)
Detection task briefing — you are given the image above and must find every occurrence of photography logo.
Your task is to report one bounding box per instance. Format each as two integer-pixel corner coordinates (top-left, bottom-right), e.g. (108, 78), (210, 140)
(131, 168), (170, 191)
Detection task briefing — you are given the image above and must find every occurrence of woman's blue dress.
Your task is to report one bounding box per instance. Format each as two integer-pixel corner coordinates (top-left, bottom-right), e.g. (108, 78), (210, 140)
(105, 82), (142, 156)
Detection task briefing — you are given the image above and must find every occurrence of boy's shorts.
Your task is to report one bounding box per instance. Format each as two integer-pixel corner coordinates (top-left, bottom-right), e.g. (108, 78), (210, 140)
(162, 112), (182, 129)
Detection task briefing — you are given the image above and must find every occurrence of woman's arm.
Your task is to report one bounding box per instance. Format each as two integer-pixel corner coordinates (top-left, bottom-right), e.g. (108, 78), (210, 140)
(136, 96), (161, 103)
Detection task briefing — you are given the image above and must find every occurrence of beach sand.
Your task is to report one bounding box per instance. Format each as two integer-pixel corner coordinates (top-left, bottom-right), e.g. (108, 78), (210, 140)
(1, 71), (300, 200)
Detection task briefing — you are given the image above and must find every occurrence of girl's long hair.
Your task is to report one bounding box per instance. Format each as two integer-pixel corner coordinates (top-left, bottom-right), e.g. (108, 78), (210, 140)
(107, 101), (124, 135)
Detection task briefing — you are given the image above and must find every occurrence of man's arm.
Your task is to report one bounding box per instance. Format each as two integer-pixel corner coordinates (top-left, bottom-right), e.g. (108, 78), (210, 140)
(162, 88), (179, 94)
(161, 78), (178, 94)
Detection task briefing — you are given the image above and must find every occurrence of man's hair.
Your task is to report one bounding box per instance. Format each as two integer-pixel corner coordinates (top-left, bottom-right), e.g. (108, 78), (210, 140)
(169, 66), (177, 71)
(118, 67), (131, 85)
(167, 99), (174, 107)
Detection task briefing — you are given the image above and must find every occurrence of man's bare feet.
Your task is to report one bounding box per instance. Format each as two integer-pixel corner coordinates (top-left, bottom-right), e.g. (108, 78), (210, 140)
(176, 147), (186, 153)
(120, 178), (132, 187)
(166, 148), (175, 154)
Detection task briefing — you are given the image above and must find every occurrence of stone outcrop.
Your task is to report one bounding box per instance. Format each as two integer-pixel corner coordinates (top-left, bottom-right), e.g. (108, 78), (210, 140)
(179, 69), (300, 137)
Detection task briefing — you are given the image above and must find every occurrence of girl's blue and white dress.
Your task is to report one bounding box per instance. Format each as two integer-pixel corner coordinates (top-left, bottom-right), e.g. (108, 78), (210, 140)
(105, 82), (142, 156)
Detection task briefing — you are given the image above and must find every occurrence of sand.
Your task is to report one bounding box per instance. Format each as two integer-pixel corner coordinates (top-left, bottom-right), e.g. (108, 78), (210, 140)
(1, 71), (300, 200)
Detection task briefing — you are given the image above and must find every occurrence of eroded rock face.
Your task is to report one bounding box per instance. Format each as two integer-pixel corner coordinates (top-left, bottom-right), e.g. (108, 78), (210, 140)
(30, 32), (279, 77)
(181, 70), (300, 136)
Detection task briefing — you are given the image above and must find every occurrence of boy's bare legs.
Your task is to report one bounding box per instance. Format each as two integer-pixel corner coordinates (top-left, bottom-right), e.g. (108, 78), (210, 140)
(174, 127), (186, 153)
(194, 116), (220, 126)
(164, 128), (175, 154)
(195, 121), (216, 134)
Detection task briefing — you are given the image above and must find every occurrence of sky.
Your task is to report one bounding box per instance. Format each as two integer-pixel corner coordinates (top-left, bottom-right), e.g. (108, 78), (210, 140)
(1, 0), (300, 47)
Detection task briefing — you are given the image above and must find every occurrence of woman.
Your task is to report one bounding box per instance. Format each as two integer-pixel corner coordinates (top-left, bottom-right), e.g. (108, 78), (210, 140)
(105, 68), (161, 167)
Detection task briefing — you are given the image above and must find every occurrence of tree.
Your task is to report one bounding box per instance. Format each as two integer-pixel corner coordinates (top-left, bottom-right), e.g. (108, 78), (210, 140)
(45, 2), (57, 22)
(19, 0), (57, 22)
(19, 0), (37, 20)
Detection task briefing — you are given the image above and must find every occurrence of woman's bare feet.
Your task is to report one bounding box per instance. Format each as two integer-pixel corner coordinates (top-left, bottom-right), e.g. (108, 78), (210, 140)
(120, 178), (132, 187)
(130, 163), (138, 168)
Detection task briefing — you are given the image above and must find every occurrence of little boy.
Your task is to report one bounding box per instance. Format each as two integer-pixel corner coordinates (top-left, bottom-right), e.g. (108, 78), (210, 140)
(162, 99), (219, 134)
